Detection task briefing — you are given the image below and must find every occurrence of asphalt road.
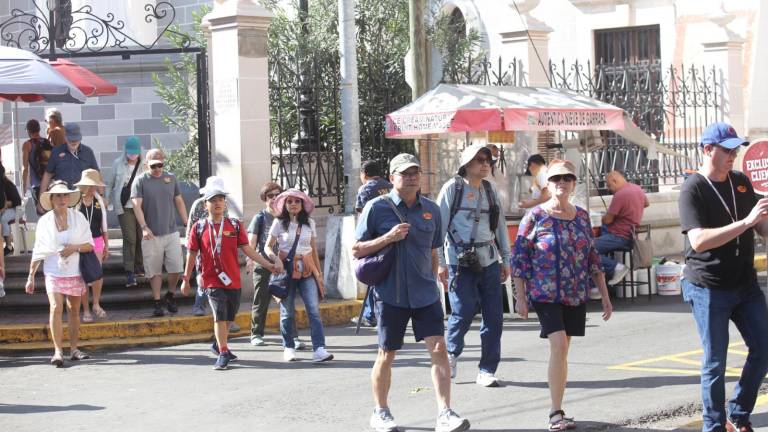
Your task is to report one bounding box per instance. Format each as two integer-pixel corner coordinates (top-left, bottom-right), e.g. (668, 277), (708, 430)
(2, 295), (767, 432)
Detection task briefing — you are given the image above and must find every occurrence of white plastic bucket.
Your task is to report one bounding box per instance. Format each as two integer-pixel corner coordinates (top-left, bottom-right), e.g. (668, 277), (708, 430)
(656, 264), (682, 295)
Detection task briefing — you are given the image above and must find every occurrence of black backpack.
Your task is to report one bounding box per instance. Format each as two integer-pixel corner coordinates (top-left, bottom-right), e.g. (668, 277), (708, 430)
(29, 137), (52, 179)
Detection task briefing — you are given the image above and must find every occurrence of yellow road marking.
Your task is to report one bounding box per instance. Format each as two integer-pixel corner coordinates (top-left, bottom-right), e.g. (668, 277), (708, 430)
(609, 341), (747, 377)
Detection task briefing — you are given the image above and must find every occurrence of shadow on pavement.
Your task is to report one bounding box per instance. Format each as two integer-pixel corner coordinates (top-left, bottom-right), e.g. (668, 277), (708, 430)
(0, 403), (105, 414)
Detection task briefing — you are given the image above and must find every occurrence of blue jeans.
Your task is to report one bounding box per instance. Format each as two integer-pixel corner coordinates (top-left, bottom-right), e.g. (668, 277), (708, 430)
(446, 261), (503, 374)
(280, 276), (326, 350)
(361, 286), (376, 323)
(594, 227), (632, 278)
(683, 279), (768, 431)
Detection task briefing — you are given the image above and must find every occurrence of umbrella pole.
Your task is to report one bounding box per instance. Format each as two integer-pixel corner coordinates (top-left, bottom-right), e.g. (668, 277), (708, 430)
(584, 138), (590, 213)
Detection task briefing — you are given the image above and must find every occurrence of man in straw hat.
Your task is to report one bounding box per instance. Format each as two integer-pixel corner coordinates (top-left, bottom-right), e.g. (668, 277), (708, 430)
(679, 122), (768, 432)
(131, 148), (188, 317)
(436, 143), (511, 388)
(354, 153), (470, 432)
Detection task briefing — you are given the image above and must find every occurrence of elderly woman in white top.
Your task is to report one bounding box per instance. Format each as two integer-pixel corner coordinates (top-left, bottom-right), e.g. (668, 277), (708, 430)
(25, 181), (95, 367)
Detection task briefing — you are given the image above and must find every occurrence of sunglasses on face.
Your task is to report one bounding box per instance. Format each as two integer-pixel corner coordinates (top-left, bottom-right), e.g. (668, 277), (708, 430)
(285, 198), (303, 205)
(714, 145), (740, 156)
(549, 174), (576, 183)
(266, 192), (281, 199)
(472, 156), (492, 165)
(150, 163), (164, 169)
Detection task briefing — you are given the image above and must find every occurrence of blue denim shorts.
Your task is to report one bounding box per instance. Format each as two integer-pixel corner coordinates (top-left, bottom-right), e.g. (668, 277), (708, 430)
(532, 301), (587, 338)
(375, 300), (444, 351)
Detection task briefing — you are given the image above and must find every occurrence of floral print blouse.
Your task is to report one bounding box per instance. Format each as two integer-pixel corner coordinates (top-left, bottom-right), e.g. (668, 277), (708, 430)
(511, 205), (602, 306)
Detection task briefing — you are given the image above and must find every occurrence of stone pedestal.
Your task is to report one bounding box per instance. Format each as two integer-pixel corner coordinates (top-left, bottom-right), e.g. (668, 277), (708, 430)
(702, 40), (746, 134)
(202, 1), (273, 219)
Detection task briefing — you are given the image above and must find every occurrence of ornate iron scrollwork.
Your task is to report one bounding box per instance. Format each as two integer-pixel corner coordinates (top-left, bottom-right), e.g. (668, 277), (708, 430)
(0, 0), (190, 55)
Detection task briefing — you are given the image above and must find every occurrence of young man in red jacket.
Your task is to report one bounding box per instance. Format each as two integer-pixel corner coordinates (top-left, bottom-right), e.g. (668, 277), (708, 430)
(181, 186), (279, 370)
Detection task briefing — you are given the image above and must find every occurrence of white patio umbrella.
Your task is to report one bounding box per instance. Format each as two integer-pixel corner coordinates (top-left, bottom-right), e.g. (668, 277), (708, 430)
(0, 46), (87, 185)
(0, 46), (86, 253)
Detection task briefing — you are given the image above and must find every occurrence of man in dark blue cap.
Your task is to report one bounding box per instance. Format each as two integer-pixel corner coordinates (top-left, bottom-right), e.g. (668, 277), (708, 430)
(679, 122), (768, 432)
(40, 123), (100, 192)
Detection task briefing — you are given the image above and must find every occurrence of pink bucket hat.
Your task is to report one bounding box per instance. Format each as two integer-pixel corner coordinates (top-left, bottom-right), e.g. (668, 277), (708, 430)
(271, 188), (315, 215)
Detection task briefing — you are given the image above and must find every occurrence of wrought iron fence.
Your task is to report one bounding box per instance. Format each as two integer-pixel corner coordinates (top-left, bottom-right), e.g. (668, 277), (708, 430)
(548, 59), (721, 191)
(442, 55), (721, 191)
(268, 49), (411, 211)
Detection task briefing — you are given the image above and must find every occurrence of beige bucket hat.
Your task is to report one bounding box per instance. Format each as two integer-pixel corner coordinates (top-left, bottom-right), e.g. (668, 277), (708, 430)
(74, 169), (105, 188)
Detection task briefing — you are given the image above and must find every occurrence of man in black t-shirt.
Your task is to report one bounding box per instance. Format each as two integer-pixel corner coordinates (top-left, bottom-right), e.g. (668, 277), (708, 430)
(679, 122), (768, 432)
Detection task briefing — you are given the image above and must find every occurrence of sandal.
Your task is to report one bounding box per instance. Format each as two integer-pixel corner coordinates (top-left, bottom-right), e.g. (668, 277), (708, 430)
(70, 349), (90, 361)
(50, 351), (64, 367)
(548, 410), (576, 431)
(82, 312), (94, 323)
(93, 306), (107, 319)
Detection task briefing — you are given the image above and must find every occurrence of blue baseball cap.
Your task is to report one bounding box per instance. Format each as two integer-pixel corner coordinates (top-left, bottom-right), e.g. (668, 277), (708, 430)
(124, 136), (141, 155)
(64, 123), (82, 142)
(700, 122), (748, 149)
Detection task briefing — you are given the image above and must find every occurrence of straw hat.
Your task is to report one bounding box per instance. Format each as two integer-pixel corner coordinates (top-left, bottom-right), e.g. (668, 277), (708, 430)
(74, 169), (105, 188)
(271, 189), (315, 215)
(40, 181), (81, 211)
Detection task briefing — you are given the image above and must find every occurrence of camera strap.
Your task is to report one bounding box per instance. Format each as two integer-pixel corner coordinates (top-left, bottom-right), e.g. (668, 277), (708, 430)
(468, 186), (483, 250)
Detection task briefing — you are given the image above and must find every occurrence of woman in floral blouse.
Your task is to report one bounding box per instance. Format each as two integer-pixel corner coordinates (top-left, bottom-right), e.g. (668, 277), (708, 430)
(512, 159), (613, 432)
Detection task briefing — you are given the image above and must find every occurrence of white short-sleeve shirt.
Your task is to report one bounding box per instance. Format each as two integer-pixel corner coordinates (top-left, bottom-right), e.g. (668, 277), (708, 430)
(269, 218), (316, 256)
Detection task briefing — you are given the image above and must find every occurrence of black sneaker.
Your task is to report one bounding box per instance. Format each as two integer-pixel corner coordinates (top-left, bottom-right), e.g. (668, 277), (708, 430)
(164, 292), (178, 314)
(727, 417), (754, 432)
(152, 300), (164, 317)
(213, 353), (229, 370)
(125, 272), (137, 288)
(3, 245), (12, 256)
(211, 342), (238, 362)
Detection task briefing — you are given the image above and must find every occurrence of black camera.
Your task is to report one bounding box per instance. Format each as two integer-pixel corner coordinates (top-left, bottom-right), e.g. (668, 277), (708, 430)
(457, 248), (483, 273)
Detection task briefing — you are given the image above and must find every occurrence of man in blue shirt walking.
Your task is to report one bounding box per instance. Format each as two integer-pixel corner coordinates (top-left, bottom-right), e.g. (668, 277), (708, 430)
(40, 123), (100, 192)
(354, 154), (470, 432)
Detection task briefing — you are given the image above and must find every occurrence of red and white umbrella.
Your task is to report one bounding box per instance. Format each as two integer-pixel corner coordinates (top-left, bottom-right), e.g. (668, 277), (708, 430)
(385, 84), (626, 138)
(47, 59), (118, 97)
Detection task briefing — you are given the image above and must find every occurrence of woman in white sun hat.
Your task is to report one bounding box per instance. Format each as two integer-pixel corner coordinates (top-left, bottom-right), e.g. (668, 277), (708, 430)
(26, 180), (95, 367)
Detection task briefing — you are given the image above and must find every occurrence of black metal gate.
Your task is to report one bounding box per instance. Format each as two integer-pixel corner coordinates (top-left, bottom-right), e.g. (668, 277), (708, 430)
(0, 0), (211, 185)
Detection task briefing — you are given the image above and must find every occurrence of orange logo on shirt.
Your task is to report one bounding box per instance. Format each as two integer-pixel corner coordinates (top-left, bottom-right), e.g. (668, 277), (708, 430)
(223, 231), (233, 236)
(423, 212), (433, 220)
(163, 177), (171, 183)
(466, 192), (475, 200)
(737, 185), (747, 193)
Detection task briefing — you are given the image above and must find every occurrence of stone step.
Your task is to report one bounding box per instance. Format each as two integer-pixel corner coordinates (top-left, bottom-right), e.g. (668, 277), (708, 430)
(0, 300), (361, 353)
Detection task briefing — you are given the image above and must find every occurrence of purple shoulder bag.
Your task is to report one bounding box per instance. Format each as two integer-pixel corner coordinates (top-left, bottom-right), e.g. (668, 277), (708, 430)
(353, 197), (406, 286)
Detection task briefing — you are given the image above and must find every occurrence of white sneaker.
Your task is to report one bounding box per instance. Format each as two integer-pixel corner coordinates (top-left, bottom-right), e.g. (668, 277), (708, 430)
(294, 338), (307, 350)
(369, 407), (398, 432)
(448, 353), (458, 379)
(608, 263), (630, 286)
(313, 346), (334, 362)
(250, 336), (265, 346)
(283, 348), (297, 362)
(589, 287), (602, 300)
(435, 408), (470, 432)
(475, 371), (499, 387)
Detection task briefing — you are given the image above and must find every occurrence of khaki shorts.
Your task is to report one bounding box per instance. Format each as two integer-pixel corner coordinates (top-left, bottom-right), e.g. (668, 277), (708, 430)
(141, 231), (184, 278)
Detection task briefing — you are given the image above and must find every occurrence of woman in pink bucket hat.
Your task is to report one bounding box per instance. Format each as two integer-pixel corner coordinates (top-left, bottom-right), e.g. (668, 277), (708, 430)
(265, 188), (333, 363)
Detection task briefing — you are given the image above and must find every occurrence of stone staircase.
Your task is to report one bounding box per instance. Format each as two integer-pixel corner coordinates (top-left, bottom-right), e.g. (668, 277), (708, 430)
(0, 228), (194, 315)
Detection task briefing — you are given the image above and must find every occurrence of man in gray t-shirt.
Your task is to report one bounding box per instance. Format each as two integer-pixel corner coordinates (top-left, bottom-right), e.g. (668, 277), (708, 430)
(131, 149), (189, 317)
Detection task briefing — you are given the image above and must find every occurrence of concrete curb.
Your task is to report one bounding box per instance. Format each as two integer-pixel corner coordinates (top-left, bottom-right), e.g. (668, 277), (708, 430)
(0, 300), (361, 354)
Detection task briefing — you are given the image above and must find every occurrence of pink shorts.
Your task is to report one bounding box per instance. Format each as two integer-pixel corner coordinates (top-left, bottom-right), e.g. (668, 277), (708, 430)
(45, 275), (87, 296)
(93, 236), (105, 256)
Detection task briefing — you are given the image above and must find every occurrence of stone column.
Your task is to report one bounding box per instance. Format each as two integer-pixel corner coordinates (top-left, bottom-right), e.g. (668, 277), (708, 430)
(702, 12), (746, 134)
(202, 1), (273, 219)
